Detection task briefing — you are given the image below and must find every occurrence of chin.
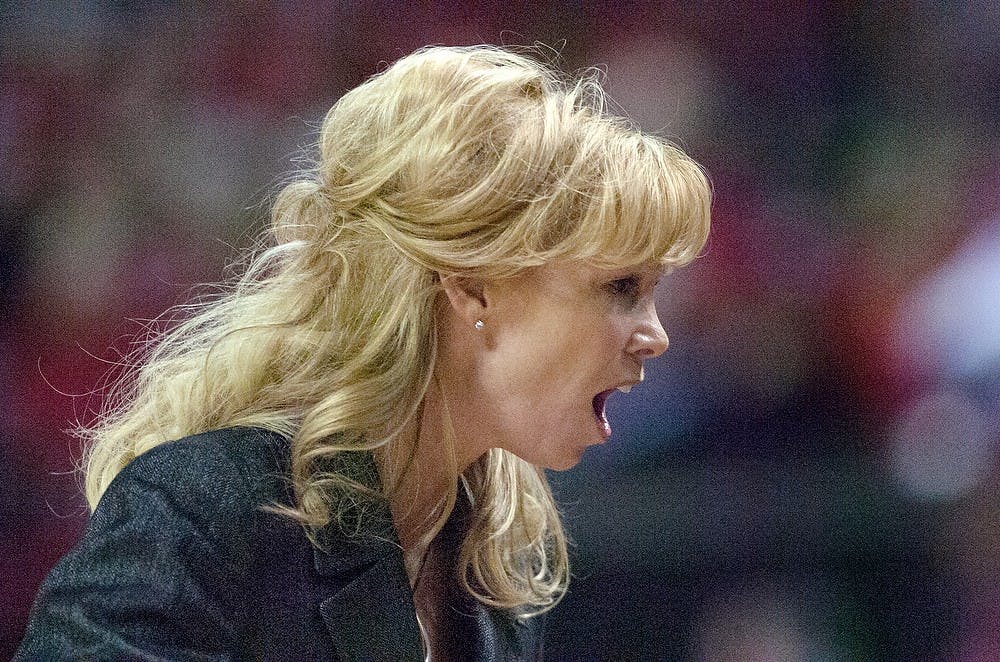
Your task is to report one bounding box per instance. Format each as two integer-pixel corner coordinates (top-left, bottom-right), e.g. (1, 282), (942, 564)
(542, 450), (587, 472)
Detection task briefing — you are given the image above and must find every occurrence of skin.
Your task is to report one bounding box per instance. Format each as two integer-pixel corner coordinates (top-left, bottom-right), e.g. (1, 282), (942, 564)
(440, 260), (670, 470)
(391, 260), (670, 543)
(391, 260), (670, 656)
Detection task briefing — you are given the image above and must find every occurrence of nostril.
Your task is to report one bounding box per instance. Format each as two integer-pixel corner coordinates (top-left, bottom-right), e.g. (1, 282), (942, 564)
(631, 329), (668, 358)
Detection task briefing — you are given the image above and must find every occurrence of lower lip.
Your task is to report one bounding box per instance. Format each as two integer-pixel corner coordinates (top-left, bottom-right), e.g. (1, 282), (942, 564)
(595, 416), (611, 441)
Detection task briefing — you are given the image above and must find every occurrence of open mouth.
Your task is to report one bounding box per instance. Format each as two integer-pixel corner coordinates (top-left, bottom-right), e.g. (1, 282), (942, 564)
(592, 384), (635, 441)
(592, 390), (614, 439)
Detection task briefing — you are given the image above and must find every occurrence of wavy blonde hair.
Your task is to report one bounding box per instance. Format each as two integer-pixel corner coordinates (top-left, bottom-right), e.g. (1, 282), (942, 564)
(81, 45), (711, 615)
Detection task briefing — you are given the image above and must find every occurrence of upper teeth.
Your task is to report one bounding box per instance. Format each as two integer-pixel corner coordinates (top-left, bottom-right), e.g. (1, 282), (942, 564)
(617, 384), (632, 393)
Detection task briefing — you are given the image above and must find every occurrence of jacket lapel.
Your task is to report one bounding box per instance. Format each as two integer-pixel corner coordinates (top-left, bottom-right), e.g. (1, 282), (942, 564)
(307, 450), (542, 660)
(311, 451), (424, 661)
(435, 496), (540, 661)
(316, 552), (424, 660)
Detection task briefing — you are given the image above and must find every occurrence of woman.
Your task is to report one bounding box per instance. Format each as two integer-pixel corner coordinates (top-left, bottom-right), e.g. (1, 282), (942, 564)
(17, 45), (710, 660)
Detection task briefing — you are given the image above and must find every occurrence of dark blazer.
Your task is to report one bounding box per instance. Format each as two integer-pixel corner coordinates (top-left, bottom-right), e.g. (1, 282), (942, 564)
(16, 427), (543, 660)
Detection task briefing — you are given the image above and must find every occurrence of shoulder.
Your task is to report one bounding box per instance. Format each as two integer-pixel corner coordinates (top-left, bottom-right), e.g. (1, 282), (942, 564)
(102, 427), (292, 518)
(15, 428), (301, 659)
(116, 426), (289, 486)
(86, 426), (297, 571)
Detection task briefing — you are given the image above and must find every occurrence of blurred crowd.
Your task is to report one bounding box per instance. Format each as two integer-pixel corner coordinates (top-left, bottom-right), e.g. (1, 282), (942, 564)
(2, 2), (997, 659)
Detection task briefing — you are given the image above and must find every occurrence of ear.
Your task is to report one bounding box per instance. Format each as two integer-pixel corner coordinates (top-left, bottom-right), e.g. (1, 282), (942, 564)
(439, 274), (488, 327)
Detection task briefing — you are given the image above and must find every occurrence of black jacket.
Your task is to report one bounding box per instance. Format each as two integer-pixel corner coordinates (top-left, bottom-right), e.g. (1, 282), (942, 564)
(16, 428), (543, 660)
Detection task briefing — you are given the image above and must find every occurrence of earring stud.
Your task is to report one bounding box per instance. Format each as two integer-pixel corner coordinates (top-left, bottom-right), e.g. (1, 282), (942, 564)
(474, 319), (484, 331)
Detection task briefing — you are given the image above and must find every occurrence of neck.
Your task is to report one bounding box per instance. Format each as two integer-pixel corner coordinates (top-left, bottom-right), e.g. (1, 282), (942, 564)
(388, 393), (451, 550)
(380, 378), (479, 586)
(378, 364), (486, 584)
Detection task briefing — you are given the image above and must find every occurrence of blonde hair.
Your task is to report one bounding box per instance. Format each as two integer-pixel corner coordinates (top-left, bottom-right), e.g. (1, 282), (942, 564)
(82, 45), (711, 615)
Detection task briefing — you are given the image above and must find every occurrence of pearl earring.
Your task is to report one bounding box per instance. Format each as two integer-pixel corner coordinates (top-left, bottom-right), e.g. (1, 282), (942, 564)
(474, 319), (484, 331)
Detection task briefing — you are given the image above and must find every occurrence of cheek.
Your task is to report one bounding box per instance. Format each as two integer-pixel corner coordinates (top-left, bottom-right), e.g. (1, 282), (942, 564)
(486, 338), (573, 415)
(576, 316), (628, 359)
(483, 335), (554, 401)
(509, 342), (567, 393)
(610, 313), (639, 345)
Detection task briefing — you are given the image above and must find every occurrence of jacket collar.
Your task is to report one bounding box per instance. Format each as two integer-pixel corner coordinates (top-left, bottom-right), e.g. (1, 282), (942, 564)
(307, 449), (539, 660)
(315, 551), (425, 660)
(311, 451), (425, 660)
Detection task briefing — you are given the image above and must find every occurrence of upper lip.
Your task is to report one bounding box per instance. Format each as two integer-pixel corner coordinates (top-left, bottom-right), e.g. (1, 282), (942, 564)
(599, 365), (644, 396)
(607, 378), (642, 394)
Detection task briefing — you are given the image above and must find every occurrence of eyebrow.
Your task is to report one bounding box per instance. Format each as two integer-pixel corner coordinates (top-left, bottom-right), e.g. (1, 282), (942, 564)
(640, 263), (668, 280)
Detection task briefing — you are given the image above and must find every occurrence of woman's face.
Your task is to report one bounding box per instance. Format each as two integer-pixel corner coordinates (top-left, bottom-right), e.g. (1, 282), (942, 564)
(472, 261), (670, 470)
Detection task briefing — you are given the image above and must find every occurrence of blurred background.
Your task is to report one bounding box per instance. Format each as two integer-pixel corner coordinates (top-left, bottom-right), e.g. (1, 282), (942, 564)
(2, 2), (998, 659)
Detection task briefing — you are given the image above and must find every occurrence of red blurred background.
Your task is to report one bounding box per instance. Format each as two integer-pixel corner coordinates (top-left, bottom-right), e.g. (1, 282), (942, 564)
(3, 3), (998, 659)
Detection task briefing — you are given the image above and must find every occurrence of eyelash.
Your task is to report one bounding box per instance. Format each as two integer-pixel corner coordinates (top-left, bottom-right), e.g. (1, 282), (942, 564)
(607, 276), (642, 304)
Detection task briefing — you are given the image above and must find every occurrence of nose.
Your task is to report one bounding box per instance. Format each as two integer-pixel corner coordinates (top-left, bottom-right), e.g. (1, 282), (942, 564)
(627, 301), (669, 359)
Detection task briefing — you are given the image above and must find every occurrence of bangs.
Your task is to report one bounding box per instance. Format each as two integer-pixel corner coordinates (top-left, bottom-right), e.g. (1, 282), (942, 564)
(552, 130), (711, 270)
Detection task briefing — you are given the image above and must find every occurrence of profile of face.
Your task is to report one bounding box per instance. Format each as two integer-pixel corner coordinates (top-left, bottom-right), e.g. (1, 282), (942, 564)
(443, 260), (670, 471)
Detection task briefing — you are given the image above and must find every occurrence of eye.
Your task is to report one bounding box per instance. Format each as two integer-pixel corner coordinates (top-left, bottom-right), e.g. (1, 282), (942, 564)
(606, 275), (642, 305)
